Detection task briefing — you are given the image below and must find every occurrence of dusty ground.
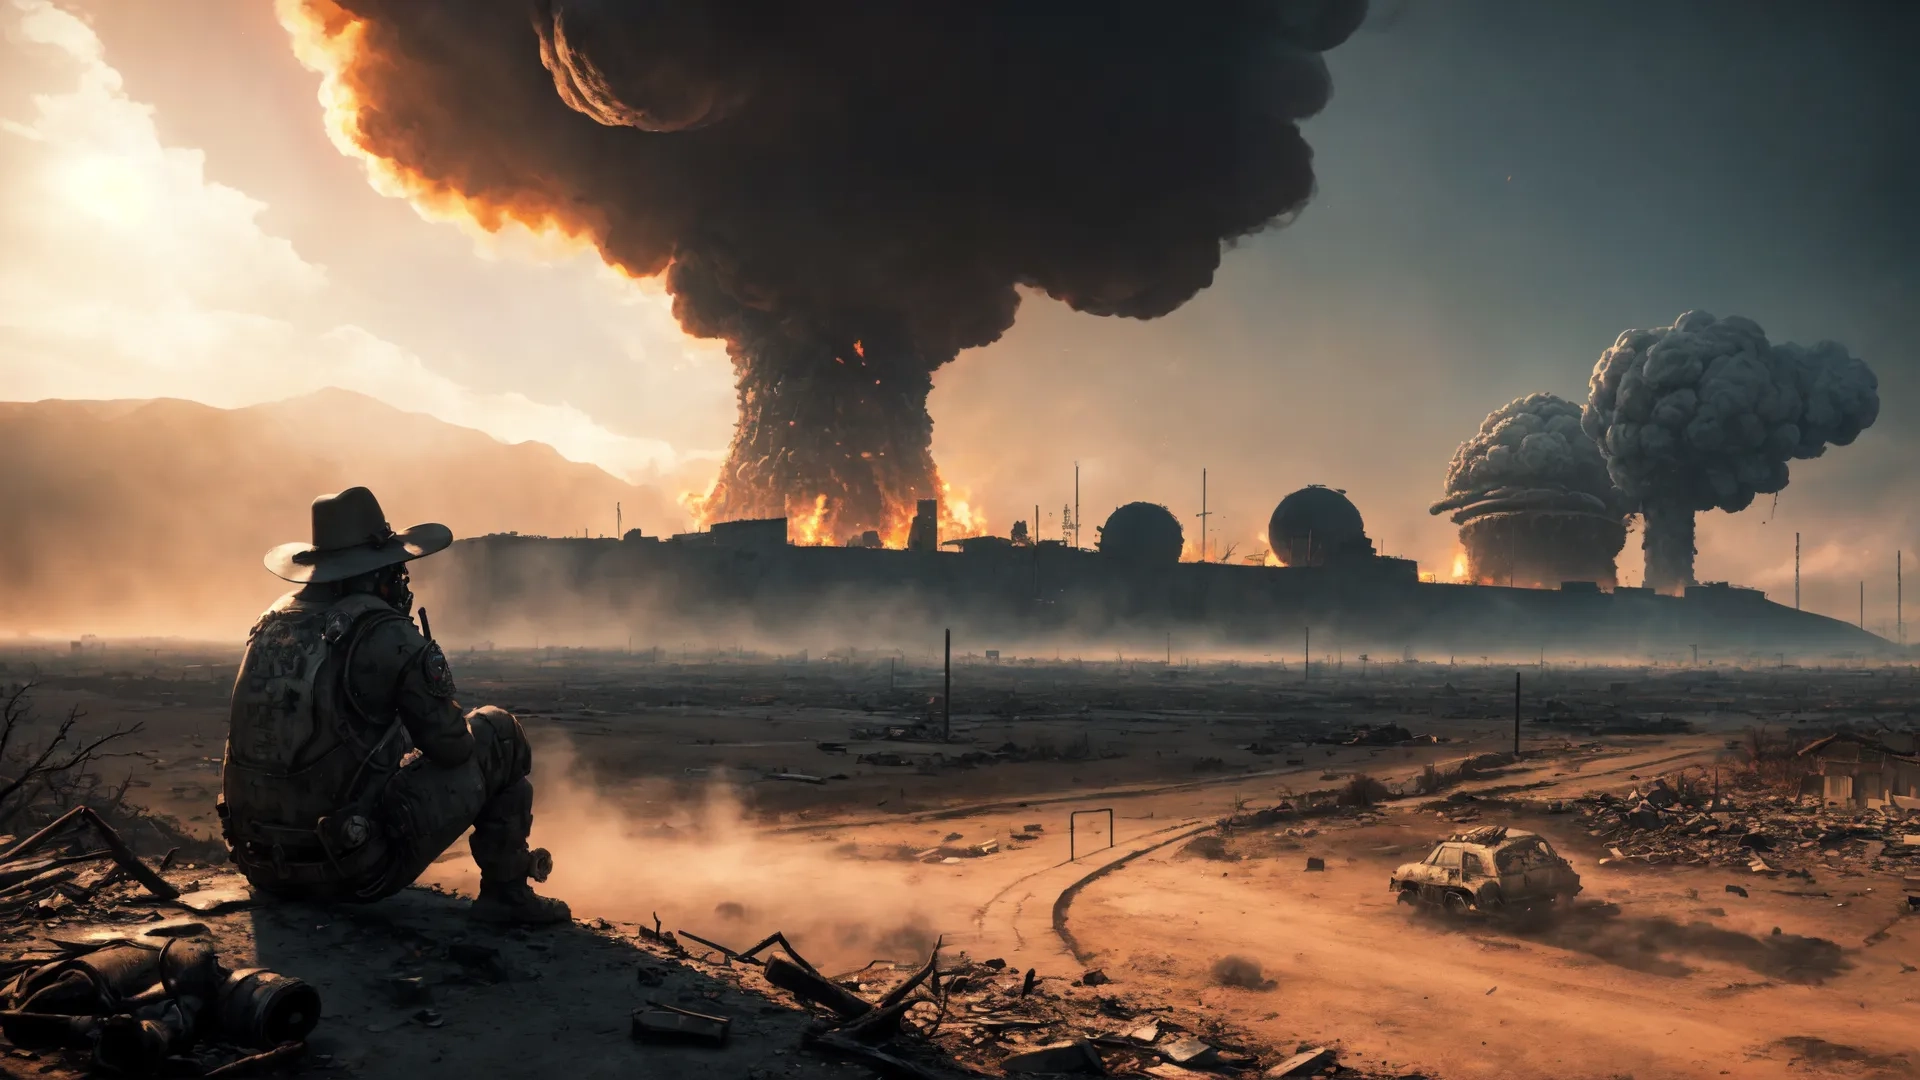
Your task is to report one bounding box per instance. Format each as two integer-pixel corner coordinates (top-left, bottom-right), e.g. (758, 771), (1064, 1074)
(1, 641), (1916, 1078)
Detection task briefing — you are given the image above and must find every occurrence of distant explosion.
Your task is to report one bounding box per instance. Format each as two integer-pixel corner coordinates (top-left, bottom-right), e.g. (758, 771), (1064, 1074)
(1430, 393), (1625, 588)
(1582, 311), (1879, 593)
(279, 0), (1368, 543)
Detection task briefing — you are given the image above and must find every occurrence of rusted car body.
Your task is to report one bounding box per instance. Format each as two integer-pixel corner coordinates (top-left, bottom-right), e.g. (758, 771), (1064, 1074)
(1389, 826), (1580, 914)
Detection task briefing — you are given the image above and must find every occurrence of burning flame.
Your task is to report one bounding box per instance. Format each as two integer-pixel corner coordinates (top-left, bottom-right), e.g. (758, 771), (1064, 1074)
(789, 494), (831, 545)
(940, 481), (985, 540)
(280, 2), (993, 555)
(1256, 531), (1281, 567)
(864, 479), (988, 548)
(676, 485), (711, 531)
(684, 473), (986, 550)
(1450, 550), (1470, 582)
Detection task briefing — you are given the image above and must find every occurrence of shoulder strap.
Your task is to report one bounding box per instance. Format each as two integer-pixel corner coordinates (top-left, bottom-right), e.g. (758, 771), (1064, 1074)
(324, 594), (417, 810)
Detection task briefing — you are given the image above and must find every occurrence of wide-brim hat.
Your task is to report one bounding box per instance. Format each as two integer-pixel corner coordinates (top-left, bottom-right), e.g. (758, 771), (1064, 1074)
(265, 486), (453, 584)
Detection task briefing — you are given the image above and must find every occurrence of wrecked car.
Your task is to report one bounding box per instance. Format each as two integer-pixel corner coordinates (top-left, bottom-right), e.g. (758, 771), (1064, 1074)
(1389, 825), (1580, 914)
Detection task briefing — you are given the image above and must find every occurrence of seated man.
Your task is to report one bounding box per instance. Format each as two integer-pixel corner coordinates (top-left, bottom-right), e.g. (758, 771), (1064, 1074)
(219, 487), (568, 925)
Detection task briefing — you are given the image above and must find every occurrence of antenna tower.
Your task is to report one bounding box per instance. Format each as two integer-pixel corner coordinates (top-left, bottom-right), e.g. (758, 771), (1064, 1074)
(1073, 461), (1081, 549)
(1195, 468), (1212, 562)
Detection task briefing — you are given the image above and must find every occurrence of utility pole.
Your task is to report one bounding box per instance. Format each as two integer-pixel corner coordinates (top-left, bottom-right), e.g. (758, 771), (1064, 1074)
(1898, 551), (1904, 645)
(1513, 671), (1521, 757)
(1196, 468), (1212, 563)
(616, 501), (622, 538)
(1074, 461), (1081, 549)
(943, 629), (952, 742)
(1794, 532), (1801, 610)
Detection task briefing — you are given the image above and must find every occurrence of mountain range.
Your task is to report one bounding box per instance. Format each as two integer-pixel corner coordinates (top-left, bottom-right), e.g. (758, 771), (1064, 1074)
(0, 389), (683, 638)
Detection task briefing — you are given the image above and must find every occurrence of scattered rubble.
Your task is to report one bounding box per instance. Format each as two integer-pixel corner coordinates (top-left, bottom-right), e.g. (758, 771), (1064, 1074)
(1003, 1039), (1104, 1074)
(1324, 724), (1442, 748)
(634, 919), (1387, 1079)
(1268, 1046), (1336, 1077)
(0, 810), (317, 1075)
(1572, 775), (1920, 878)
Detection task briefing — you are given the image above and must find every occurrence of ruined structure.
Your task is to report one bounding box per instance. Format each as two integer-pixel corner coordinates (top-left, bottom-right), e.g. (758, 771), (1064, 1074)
(417, 496), (1887, 660)
(1799, 732), (1920, 811)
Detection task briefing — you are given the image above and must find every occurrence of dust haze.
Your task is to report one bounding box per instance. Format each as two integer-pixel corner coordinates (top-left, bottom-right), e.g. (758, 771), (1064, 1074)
(419, 741), (948, 974)
(0, 390), (685, 640)
(9, 618), (1919, 1079)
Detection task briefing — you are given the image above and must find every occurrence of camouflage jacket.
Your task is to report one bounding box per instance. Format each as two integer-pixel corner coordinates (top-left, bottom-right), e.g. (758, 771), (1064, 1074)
(222, 584), (472, 842)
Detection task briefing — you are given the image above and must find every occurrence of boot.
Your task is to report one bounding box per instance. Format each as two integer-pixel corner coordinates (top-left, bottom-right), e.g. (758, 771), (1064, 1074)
(469, 880), (571, 926)
(468, 779), (569, 925)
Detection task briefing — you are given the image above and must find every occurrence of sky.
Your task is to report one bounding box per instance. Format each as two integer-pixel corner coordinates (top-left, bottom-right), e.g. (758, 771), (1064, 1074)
(0, 0), (1914, 632)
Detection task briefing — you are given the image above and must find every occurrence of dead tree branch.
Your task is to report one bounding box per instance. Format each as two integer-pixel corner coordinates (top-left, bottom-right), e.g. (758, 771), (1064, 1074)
(0, 682), (143, 829)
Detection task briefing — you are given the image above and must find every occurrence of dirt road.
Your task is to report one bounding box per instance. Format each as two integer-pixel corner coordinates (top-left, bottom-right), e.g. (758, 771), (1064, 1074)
(1068, 817), (1919, 1079)
(10, 648), (1918, 1078)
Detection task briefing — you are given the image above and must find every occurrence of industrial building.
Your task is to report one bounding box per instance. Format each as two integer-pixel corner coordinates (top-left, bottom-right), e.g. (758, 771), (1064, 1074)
(418, 486), (1889, 658)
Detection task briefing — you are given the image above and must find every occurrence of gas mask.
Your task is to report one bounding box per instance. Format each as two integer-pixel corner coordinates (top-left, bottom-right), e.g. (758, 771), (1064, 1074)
(378, 564), (414, 618)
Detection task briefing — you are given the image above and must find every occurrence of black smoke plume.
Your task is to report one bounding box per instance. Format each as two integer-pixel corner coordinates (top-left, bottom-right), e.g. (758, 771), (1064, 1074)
(1581, 311), (1879, 593)
(284, 0), (1369, 541)
(1430, 393), (1626, 587)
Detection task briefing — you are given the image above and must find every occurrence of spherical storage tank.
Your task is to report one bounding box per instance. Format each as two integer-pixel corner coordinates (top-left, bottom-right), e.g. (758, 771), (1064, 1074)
(1097, 502), (1184, 563)
(1268, 485), (1372, 566)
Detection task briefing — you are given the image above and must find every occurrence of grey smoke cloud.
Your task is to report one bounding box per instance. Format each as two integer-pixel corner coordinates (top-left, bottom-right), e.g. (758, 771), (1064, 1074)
(1580, 310), (1880, 591)
(284, 0), (1370, 543)
(1430, 392), (1626, 588)
(1429, 392), (1620, 524)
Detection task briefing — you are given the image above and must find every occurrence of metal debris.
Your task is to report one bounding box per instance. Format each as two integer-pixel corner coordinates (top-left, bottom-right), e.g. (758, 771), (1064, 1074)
(1126, 1020), (1162, 1044)
(1265, 1046), (1335, 1076)
(2, 940), (319, 1074)
(1161, 1036), (1219, 1067)
(1003, 1039), (1106, 1074)
(632, 1000), (731, 1046)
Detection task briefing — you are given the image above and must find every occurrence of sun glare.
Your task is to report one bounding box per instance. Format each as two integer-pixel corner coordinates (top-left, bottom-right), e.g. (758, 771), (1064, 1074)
(55, 155), (151, 226)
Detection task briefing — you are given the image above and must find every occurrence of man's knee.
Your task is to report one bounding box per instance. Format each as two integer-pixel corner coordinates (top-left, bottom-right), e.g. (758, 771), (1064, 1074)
(464, 705), (532, 783)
